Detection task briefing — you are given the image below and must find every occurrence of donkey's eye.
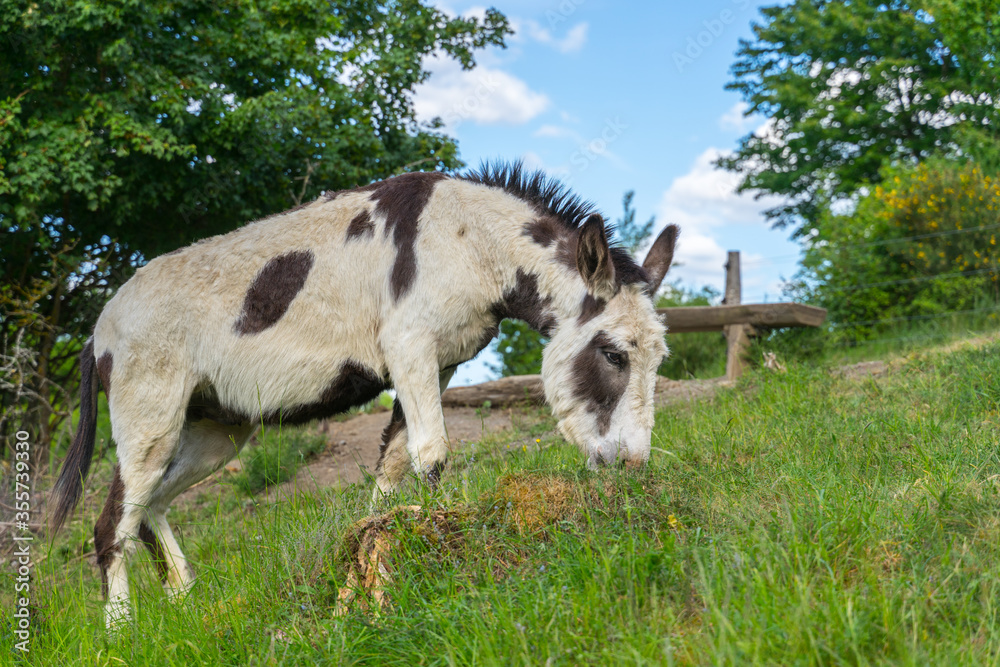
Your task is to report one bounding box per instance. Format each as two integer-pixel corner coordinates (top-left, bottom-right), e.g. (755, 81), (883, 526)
(603, 350), (625, 368)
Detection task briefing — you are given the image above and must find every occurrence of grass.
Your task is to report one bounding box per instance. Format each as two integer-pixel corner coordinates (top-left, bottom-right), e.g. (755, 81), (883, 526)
(233, 427), (329, 496)
(5, 336), (1000, 664)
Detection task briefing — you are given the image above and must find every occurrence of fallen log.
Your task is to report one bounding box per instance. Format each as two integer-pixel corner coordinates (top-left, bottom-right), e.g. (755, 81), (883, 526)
(441, 374), (545, 408)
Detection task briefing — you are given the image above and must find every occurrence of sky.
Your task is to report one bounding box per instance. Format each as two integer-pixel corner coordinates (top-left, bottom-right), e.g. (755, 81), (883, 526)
(416, 0), (804, 385)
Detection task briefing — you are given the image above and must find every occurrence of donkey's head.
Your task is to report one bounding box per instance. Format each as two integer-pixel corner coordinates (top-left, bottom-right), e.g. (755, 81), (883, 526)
(542, 219), (678, 468)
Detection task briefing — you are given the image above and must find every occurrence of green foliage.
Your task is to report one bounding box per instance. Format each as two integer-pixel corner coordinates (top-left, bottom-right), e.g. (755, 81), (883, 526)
(720, 0), (1000, 236)
(657, 282), (727, 379)
(0, 1), (510, 453)
(491, 190), (656, 377)
(490, 318), (545, 378)
(234, 427), (328, 495)
(23, 339), (1000, 663)
(785, 161), (1000, 344)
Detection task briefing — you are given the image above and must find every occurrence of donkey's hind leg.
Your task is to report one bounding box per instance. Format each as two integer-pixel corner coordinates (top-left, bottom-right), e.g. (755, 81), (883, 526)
(373, 367), (455, 500)
(98, 422), (187, 629)
(142, 418), (256, 599)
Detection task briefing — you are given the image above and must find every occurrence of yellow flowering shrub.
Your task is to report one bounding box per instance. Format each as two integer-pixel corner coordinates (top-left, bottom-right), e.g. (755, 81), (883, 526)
(788, 161), (1000, 343)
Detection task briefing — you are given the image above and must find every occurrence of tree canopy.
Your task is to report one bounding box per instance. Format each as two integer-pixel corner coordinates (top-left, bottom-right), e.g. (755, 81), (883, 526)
(720, 0), (1000, 237)
(0, 0), (509, 452)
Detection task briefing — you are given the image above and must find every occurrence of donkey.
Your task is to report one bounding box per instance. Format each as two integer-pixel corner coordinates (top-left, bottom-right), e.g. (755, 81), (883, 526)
(51, 161), (678, 628)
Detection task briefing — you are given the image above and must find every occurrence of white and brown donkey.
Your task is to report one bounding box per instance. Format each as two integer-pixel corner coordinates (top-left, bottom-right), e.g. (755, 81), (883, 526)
(51, 161), (677, 628)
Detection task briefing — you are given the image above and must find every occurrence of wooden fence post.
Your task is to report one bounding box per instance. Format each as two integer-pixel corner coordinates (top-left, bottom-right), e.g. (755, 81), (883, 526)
(724, 251), (752, 381)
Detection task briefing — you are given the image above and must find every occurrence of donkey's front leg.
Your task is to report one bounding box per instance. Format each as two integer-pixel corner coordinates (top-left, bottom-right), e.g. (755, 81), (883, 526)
(374, 366), (456, 500)
(384, 341), (451, 487)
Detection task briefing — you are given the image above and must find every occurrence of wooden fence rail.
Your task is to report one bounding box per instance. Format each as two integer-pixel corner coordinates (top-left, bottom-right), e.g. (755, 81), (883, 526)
(657, 303), (827, 333)
(662, 250), (826, 381)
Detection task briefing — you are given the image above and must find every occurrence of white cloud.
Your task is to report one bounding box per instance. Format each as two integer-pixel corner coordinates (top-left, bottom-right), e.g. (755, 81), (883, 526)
(413, 54), (550, 128)
(533, 124), (580, 140)
(658, 148), (779, 228)
(719, 101), (755, 133)
(513, 19), (589, 53)
(655, 145), (784, 290)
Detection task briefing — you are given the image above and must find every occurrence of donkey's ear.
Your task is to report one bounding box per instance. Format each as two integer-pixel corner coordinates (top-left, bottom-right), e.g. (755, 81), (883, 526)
(577, 213), (616, 300)
(642, 224), (678, 295)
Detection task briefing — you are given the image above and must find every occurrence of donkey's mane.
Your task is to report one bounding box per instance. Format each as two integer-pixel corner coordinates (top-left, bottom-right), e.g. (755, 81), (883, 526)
(461, 160), (597, 230)
(460, 160), (649, 287)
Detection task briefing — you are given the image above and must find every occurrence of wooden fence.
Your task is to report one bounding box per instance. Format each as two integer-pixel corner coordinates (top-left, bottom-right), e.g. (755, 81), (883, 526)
(441, 251), (826, 407)
(665, 251), (826, 381)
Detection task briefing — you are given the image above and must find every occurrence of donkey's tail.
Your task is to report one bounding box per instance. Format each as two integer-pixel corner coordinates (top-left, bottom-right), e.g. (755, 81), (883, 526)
(50, 338), (100, 534)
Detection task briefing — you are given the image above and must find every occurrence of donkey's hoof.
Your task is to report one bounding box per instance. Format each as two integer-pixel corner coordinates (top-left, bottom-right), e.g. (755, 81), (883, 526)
(423, 461), (446, 488)
(105, 597), (132, 633)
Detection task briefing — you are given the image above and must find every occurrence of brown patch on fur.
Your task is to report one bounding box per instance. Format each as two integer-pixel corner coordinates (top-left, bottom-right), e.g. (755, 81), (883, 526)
(186, 386), (247, 426)
(96, 351), (113, 396)
(345, 209), (375, 241)
(271, 360), (388, 426)
(525, 216), (562, 247)
(138, 522), (169, 583)
(491, 269), (556, 336)
(570, 331), (630, 435)
(94, 465), (125, 598)
(187, 361), (387, 427)
(375, 399), (406, 478)
(367, 171), (447, 301)
(324, 181), (382, 200)
(234, 250), (315, 335)
(578, 293), (606, 325)
(610, 247), (650, 286)
(555, 231), (579, 273)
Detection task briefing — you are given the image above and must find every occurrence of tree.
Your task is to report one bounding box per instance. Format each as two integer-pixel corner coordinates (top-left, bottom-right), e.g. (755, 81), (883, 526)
(0, 0), (510, 457)
(491, 190), (655, 377)
(613, 190), (655, 254)
(720, 0), (1000, 237)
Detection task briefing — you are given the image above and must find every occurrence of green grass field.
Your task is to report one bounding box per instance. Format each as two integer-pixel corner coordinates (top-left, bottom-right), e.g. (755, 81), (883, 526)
(5, 336), (1000, 665)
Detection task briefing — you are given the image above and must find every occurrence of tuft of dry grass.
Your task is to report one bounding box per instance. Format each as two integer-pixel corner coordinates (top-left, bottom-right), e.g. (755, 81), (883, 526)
(332, 505), (468, 615)
(489, 473), (580, 534)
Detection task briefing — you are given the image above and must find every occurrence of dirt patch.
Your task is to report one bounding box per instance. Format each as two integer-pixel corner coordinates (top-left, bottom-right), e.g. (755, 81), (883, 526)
(262, 405), (521, 503)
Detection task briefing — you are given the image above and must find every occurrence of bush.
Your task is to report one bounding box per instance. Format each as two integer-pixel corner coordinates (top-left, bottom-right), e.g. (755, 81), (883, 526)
(234, 427), (328, 495)
(786, 160), (1000, 345)
(657, 283), (727, 379)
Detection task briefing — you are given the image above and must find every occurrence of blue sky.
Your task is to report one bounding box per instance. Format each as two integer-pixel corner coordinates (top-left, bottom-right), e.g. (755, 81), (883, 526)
(416, 0), (802, 385)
